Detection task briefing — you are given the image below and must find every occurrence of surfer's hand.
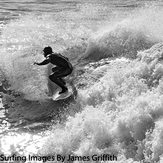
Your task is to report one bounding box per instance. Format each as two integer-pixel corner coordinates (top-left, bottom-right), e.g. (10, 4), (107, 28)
(33, 62), (38, 65)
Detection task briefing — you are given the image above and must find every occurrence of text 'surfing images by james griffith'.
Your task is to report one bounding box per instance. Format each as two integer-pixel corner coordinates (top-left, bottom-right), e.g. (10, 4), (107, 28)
(0, 154), (118, 162)
(0, 0), (163, 163)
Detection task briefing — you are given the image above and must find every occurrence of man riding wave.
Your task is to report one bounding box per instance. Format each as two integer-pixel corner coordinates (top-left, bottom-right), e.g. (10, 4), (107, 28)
(34, 46), (73, 94)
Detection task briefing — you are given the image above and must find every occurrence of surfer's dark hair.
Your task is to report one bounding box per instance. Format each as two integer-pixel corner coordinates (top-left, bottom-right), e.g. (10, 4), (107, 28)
(43, 46), (52, 55)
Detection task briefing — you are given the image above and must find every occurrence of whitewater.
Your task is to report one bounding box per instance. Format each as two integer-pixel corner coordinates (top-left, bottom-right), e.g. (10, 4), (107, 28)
(1, 0), (163, 162)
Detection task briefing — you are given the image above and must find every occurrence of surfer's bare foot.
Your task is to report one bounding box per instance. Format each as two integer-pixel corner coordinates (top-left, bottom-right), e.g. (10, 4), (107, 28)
(59, 88), (68, 94)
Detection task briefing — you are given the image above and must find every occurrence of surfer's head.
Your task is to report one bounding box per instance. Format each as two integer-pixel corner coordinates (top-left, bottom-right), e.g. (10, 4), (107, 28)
(43, 46), (52, 56)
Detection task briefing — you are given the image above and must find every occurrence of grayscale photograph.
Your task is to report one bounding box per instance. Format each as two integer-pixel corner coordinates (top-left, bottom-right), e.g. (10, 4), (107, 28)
(0, 0), (162, 163)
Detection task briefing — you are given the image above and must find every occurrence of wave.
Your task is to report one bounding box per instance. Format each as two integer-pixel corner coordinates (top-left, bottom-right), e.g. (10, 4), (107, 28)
(38, 41), (163, 162)
(82, 5), (163, 62)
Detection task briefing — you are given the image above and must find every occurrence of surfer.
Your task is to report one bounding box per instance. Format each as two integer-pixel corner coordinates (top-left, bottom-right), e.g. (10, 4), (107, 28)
(34, 46), (73, 94)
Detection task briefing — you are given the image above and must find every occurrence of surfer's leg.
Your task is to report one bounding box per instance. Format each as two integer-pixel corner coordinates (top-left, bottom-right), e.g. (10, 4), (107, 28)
(49, 67), (73, 94)
(60, 78), (66, 85)
(49, 73), (68, 94)
(54, 68), (73, 94)
(51, 67), (66, 85)
(51, 67), (66, 87)
(52, 67), (58, 72)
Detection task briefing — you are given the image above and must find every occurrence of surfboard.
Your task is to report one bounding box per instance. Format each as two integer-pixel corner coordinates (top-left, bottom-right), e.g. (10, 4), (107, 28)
(52, 87), (72, 101)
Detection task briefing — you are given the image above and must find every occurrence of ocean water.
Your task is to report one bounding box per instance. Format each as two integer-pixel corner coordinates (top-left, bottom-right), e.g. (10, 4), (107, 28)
(1, 0), (163, 162)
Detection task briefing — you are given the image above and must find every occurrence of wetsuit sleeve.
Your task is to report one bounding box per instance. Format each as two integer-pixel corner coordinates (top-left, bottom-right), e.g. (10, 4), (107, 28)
(37, 56), (50, 65)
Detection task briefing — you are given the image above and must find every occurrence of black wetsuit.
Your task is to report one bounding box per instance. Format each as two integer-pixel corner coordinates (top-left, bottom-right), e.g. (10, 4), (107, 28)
(37, 53), (73, 93)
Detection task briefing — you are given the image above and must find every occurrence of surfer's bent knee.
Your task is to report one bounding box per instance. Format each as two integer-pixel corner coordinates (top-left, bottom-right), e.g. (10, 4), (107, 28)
(49, 74), (56, 82)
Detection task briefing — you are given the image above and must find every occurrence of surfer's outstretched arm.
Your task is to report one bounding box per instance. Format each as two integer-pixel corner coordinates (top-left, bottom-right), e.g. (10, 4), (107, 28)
(34, 57), (50, 65)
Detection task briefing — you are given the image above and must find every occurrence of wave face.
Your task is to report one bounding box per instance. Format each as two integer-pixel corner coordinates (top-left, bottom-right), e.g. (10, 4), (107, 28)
(1, 2), (163, 163)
